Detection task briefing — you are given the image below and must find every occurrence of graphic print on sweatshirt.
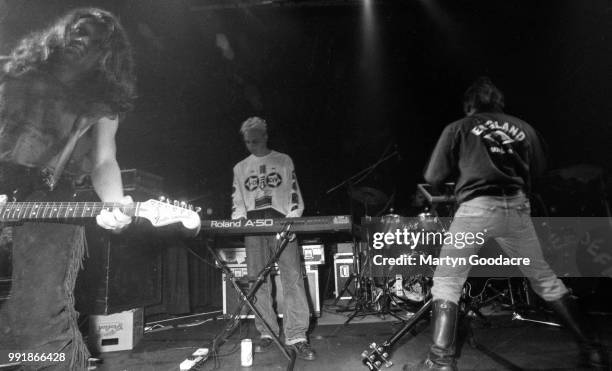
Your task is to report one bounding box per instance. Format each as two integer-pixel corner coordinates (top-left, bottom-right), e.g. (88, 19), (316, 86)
(243, 164), (284, 209)
(470, 117), (529, 177)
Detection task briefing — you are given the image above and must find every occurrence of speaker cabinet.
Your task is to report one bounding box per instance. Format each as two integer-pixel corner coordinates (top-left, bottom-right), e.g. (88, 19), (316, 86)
(75, 224), (163, 315)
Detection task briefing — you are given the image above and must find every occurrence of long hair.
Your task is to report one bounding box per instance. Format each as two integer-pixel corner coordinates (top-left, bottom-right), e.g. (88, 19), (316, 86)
(2, 8), (136, 114)
(463, 76), (504, 115)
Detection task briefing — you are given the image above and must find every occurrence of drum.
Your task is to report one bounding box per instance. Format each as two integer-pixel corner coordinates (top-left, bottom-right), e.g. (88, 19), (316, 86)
(417, 212), (445, 233)
(388, 274), (430, 303)
(366, 213), (439, 278)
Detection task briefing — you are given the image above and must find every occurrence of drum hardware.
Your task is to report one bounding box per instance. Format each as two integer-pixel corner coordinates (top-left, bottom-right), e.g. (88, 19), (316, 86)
(325, 143), (399, 200)
(337, 212), (440, 325)
(466, 277), (562, 330)
(341, 274), (413, 325)
(417, 183), (456, 204)
(333, 253), (411, 324)
(511, 312), (561, 327)
(417, 183), (457, 217)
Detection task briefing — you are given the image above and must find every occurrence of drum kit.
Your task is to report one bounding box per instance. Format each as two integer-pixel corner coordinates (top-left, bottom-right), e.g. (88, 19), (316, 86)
(334, 184), (449, 324)
(327, 154), (612, 369)
(324, 145), (445, 322)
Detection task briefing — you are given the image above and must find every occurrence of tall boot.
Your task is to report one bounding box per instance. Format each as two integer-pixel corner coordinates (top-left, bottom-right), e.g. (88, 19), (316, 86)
(548, 294), (610, 369)
(403, 300), (459, 371)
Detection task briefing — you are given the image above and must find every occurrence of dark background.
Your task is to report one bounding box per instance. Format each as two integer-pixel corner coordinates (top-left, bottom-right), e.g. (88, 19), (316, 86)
(2, 0), (612, 218)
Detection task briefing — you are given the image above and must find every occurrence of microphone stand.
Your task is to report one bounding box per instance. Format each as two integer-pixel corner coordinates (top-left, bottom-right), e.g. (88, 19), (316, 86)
(326, 146), (399, 196)
(326, 145), (401, 320)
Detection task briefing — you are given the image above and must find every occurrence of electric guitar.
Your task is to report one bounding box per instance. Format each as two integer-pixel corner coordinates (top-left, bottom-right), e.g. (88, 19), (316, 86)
(360, 298), (434, 370)
(0, 197), (202, 236)
(361, 342), (393, 370)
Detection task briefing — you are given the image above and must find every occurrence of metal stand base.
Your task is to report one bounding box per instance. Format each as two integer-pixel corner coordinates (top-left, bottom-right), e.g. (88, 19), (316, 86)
(208, 225), (297, 371)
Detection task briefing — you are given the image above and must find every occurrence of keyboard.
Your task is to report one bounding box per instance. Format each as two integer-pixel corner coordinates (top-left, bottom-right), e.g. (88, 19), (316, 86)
(201, 215), (352, 235)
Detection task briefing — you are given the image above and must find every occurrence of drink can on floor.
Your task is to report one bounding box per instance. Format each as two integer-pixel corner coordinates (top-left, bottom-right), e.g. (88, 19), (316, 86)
(241, 338), (253, 367)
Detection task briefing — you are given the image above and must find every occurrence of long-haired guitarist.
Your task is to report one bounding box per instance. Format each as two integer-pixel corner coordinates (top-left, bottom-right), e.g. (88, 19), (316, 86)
(0, 8), (136, 370)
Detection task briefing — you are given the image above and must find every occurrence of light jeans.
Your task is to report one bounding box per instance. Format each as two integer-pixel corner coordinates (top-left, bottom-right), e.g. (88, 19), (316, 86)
(245, 234), (310, 345)
(431, 192), (568, 304)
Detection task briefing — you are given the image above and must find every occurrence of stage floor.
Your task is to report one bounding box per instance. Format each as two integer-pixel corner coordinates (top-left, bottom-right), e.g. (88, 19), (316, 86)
(92, 303), (611, 371)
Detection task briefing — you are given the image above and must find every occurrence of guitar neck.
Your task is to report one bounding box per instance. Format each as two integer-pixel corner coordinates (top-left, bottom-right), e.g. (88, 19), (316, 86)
(0, 201), (140, 222)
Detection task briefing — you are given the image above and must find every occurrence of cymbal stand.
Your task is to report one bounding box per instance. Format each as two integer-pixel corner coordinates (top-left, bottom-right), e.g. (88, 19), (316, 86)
(485, 277), (561, 328)
(344, 275), (408, 325)
(333, 223), (407, 324)
(465, 277), (561, 327)
(208, 224), (297, 371)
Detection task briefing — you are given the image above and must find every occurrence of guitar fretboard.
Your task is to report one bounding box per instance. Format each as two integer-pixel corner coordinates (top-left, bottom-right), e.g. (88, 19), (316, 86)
(0, 202), (139, 221)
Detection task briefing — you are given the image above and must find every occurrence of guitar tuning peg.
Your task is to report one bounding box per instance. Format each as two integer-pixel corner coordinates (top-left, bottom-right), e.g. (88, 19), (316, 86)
(180, 201), (187, 208)
(188, 204), (194, 210)
(369, 342), (377, 349)
(361, 351), (368, 359)
(159, 196), (166, 202)
(173, 200), (179, 206)
(195, 207), (202, 214)
(166, 198), (172, 204)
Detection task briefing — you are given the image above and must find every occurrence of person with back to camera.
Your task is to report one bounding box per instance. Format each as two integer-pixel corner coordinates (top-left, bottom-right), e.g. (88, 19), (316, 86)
(404, 77), (609, 370)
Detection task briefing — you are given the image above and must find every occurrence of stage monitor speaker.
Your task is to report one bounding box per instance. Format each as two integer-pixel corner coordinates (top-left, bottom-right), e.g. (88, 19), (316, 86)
(222, 264), (320, 318)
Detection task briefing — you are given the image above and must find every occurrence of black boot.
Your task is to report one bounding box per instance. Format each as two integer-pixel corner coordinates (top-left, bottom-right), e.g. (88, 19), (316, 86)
(548, 294), (610, 370)
(403, 300), (458, 371)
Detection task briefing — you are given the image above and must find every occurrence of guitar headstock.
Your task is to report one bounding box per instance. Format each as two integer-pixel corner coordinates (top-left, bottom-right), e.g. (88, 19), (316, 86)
(136, 198), (201, 235)
(361, 342), (392, 370)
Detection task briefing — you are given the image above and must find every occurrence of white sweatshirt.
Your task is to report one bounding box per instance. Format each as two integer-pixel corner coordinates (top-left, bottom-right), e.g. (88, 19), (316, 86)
(231, 150), (304, 219)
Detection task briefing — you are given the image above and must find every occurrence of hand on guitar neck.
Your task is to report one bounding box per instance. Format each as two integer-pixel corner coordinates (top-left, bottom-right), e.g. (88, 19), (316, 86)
(96, 195), (133, 233)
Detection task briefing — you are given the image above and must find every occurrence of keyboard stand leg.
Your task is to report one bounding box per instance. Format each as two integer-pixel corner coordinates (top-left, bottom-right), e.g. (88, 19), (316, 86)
(208, 225), (297, 371)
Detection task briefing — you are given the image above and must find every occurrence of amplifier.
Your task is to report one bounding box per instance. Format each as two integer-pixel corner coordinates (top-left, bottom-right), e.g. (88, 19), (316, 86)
(75, 227), (163, 315)
(74, 169), (163, 198)
(222, 264), (320, 318)
(334, 253), (355, 301)
(301, 244), (325, 265)
(335, 242), (354, 255)
(217, 245), (325, 266)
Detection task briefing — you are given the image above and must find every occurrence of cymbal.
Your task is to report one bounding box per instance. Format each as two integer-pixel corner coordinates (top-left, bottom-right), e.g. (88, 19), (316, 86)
(349, 186), (388, 206)
(548, 164), (603, 183)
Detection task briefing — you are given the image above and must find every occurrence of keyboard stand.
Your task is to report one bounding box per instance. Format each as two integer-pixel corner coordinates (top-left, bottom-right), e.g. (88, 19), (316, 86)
(208, 223), (297, 371)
